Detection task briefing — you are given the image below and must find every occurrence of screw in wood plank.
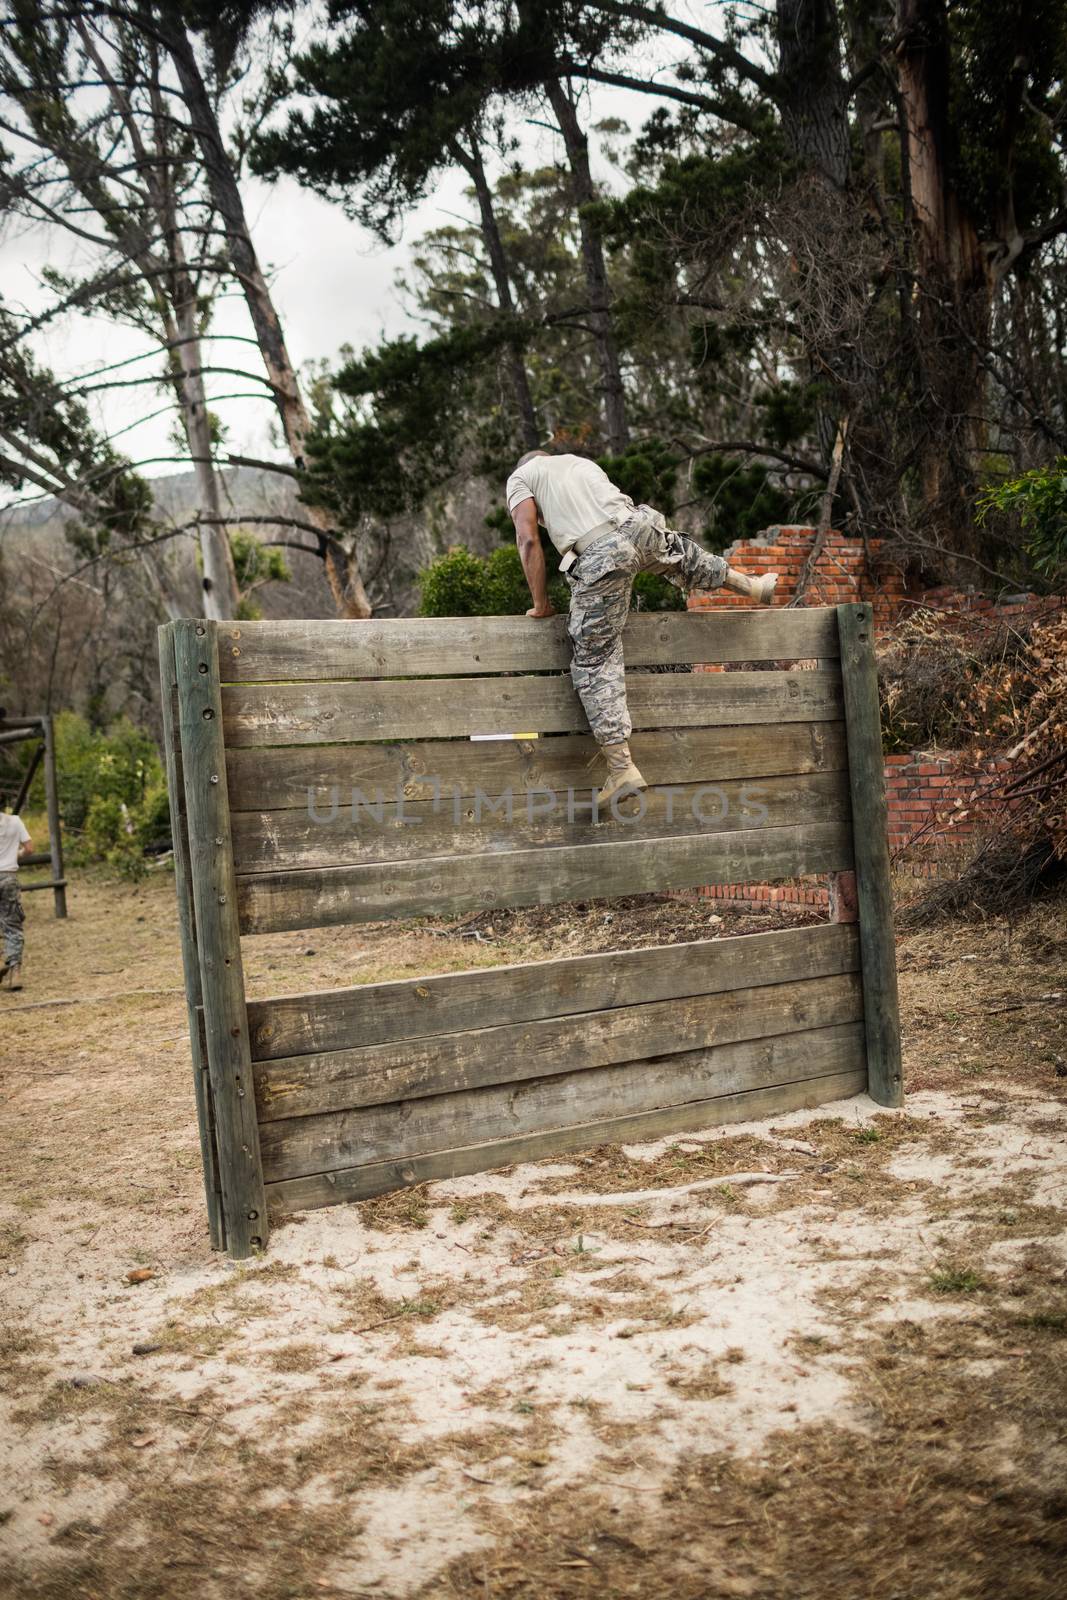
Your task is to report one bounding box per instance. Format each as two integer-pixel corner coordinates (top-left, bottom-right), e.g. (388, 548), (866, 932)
(198, 662), (208, 674)
(247, 1210), (258, 1220)
(209, 774), (219, 784)
(202, 708), (214, 720)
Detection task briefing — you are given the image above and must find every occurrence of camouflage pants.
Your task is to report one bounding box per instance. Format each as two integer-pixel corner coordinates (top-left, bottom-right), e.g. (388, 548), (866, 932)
(567, 509), (729, 745)
(0, 873), (24, 967)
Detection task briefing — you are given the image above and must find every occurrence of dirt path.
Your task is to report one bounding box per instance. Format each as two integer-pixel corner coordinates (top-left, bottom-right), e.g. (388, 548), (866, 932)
(1, 875), (1065, 1599)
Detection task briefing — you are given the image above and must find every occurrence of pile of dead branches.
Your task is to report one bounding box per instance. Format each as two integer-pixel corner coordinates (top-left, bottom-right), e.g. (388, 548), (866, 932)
(877, 606), (1037, 753)
(889, 604), (1067, 923)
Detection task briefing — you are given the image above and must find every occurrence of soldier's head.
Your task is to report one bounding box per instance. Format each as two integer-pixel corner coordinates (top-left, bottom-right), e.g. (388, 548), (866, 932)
(514, 449), (549, 471)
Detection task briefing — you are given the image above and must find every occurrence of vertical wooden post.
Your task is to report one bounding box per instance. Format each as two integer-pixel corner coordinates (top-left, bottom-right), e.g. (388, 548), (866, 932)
(819, 655), (860, 929)
(837, 603), (903, 1106)
(12, 741), (44, 817)
(41, 715), (67, 919)
(172, 619), (267, 1256)
(158, 626), (225, 1250)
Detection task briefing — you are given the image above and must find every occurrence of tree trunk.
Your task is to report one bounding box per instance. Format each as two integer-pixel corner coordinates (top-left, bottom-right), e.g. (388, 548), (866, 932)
(896, 0), (992, 540)
(320, 535), (375, 617)
(70, 17), (239, 618)
(173, 298), (241, 620)
(160, 16), (373, 617)
(453, 138), (540, 452)
(545, 80), (630, 452)
(774, 0), (851, 191)
(771, 4), (853, 516)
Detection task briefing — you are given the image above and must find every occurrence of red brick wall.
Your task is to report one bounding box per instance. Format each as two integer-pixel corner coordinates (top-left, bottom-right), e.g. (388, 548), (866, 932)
(683, 879), (832, 911)
(883, 751), (1021, 877)
(686, 525), (907, 627)
(681, 526), (1061, 906)
(679, 753), (1015, 911)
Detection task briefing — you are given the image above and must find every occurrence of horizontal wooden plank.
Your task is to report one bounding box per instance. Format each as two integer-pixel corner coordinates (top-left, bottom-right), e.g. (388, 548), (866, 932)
(220, 611), (839, 682)
(221, 669), (843, 747)
(254, 972), (862, 1125)
(247, 922), (861, 1062)
(227, 722), (849, 813)
(236, 819), (853, 934)
(265, 1063), (868, 1214)
(230, 771), (850, 873)
(259, 1018), (865, 1180)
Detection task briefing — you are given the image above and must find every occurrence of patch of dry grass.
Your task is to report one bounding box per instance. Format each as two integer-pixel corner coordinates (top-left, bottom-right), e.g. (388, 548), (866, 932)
(259, 1340), (323, 1374)
(422, 1267), (1067, 1600)
(897, 899), (1067, 1097)
(0, 1323), (53, 1398)
(358, 1188), (432, 1232)
(3, 874), (1066, 1600)
(3, 1366), (442, 1600)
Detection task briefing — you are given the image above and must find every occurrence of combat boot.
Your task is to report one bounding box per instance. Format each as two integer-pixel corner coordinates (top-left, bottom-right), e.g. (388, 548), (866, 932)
(723, 567), (778, 603)
(4, 963), (21, 991)
(598, 742), (648, 808)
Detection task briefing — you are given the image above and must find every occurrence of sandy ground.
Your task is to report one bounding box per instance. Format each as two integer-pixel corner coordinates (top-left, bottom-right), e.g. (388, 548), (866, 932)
(1, 872), (1066, 1600)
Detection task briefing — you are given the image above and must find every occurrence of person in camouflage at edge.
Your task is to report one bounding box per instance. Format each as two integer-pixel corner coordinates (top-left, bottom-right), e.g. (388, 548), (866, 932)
(506, 450), (778, 805)
(0, 807), (32, 991)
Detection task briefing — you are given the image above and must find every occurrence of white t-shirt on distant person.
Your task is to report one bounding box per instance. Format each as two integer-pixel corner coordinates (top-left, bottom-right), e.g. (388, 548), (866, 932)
(0, 813), (30, 874)
(505, 453), (634, 555)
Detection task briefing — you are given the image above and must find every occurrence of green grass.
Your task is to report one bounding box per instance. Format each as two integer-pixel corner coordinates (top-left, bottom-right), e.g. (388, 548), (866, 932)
(929, 1265), (987, 1295)
(1017, 1310), (1067, 1334)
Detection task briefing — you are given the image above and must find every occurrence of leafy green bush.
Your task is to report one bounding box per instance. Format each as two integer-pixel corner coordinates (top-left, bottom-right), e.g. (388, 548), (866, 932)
(83, 795), (144, 878)
(977, 459), (1067, 577)
(418, 544), (570, 616)
(38, 712), (163, 830)
(137, 782), (172, 848)
(416, 545), (485, 615)
(78, 785), (171, 880)
(632, 572), (686, 611)
(419, 544), (687, 617)
(18, 712), (171, 877)
(484, 545), (568, 614)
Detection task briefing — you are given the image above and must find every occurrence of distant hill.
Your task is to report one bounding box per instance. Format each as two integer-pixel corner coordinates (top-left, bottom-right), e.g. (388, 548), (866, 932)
(1, 463), (501, 621)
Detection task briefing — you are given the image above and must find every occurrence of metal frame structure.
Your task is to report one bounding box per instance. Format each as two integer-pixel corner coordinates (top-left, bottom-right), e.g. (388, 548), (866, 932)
(0, 712), (67, 917)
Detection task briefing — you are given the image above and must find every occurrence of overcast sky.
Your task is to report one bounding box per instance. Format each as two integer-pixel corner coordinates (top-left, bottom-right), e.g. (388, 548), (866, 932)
(0, 75), (639, 499)
(2, 166), (467, 479)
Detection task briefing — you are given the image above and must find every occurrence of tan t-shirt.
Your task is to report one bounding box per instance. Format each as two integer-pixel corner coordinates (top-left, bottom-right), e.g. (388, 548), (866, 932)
(0, 813), (30, 874)
(505, 453), (634, 555)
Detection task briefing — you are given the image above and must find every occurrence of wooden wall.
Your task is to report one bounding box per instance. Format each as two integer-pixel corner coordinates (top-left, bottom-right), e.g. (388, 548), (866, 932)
(161, 608), (901, 1257)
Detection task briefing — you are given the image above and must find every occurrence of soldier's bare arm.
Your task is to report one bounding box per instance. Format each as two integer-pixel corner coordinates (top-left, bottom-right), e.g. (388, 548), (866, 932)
(511, 497), (555, 618)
